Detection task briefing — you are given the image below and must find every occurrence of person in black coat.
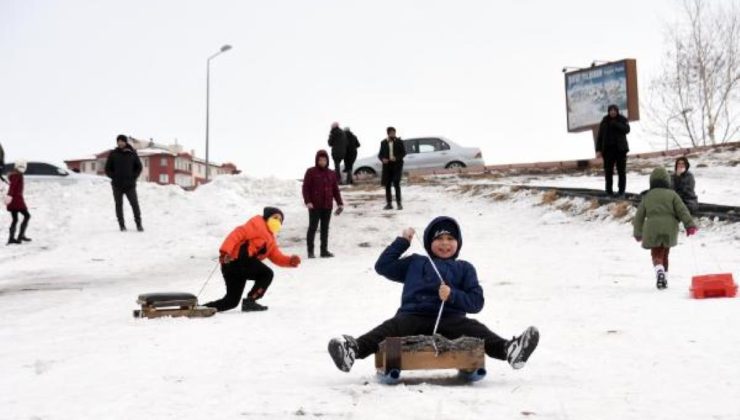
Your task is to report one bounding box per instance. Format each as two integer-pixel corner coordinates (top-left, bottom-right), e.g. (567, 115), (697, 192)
(672, 156), (698, 213)
(104, 134), (144, 231)
(343, 127), (361, 185)
(596, 104), (631, 196)
(0, 141), (7, 184)
(378, 126), (406, 210)
(327, 122), (347, 184)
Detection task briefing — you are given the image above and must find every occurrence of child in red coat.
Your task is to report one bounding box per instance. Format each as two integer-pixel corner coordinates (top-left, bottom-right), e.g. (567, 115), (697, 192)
(5, 160), (31, 245)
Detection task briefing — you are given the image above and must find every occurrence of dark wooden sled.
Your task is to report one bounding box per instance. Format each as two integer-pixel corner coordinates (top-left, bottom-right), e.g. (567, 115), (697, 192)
(133, 292), (216, 319)
(375, 336), (486, 383)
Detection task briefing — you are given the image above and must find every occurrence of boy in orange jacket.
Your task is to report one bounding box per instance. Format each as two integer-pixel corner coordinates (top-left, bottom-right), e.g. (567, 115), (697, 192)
(204, 207), (301, 312)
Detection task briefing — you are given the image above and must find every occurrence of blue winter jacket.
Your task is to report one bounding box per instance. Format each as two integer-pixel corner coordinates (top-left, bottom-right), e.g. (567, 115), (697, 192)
(374, 231), (484, 317)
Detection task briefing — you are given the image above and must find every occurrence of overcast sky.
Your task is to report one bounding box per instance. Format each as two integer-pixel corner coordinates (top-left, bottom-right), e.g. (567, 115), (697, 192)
(1, 0), (696, 178)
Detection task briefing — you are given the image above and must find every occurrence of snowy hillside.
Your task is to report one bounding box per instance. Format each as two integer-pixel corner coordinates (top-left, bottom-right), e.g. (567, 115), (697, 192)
(1, 159), (739, 419)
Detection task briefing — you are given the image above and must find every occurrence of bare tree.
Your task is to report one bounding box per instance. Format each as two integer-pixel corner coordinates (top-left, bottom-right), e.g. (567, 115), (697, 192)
(647, 0), (740, 148)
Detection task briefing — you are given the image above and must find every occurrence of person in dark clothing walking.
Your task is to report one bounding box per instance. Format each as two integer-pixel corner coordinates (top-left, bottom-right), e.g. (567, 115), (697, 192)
(671, 157), (698, 214)
(0, 142), (8, 184)
(327, 122), (347, 184)
(5, 160), (31, 245)
(327, 216), (540, 373)
(596, 104), (631, 196)
(203, 207), (301, 312)
(343, 127), (361, 185)
(378, 126), (406, 210)
(302, 150), (344, 258)
(104, 134), (143, 232)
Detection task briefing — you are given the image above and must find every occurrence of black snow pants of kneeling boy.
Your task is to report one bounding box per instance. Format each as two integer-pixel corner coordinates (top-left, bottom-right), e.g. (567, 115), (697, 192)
(354, 313), (509, 360)
(204, 257), (273, 311)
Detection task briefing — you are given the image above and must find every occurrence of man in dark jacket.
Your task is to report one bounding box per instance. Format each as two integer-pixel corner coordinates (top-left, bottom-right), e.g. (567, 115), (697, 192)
(104, 134), (143, 232)
(327, 122), (347, 184)
(672, 157), (698, 213)
(0, 141), (7, 184)
(302, 149), (344, 258)
(596, 104), (631, 196)
(378, 126), (406, 210)
(343, 127), (361, 185)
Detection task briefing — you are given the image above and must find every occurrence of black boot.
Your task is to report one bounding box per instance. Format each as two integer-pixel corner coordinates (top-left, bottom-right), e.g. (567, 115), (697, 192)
(308, 250), (316, 259)
(136, 222), (144, 232)
(18, 226), (31, 242)
(396, 202), (403, 210)
(119, 224), (127, 232)
(241, 298), (268, 312)
(7, 229), (20, 245)
(320, 250), (335, 258)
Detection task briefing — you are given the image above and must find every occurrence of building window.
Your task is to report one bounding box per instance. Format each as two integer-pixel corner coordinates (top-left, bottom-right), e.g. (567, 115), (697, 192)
(91, 162), (96, 171)
(161, 157), (168, 167)
(159, 174), (169, 184)
(142, 158), (148, 167)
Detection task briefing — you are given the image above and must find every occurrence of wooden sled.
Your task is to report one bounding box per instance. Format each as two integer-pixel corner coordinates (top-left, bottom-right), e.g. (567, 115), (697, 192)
(133, 292), (216, 319)
(374, 335), (486, 384)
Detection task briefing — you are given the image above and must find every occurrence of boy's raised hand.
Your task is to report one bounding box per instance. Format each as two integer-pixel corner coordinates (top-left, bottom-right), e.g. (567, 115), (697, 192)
(401, 227), (415, 242)
(439, 284), (451, 302)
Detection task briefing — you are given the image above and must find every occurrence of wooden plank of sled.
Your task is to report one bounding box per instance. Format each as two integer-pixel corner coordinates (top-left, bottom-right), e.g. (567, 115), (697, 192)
(136, 292), (198, 308)
(375, 336), (485, 372)
(134, 306), (216, 319)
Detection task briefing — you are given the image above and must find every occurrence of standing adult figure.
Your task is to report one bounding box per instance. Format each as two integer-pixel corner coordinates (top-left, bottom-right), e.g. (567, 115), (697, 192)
(378, 126), (406, 210)
(0, 141), (7, 184)
(327, 122), (347, 185)
(343, 127), (361, 185)
(302, 150), (344, 258)
(595, 104), (631, 196)
(104, 134), (144, 232)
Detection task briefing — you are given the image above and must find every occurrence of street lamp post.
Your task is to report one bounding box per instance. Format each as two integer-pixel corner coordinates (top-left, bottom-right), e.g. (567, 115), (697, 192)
(665, 107), (693, 150)
(205, 44), (232, 183)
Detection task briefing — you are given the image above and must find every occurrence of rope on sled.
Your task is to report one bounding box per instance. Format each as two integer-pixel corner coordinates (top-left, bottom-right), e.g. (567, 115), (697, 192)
(413, 233), (446, 356)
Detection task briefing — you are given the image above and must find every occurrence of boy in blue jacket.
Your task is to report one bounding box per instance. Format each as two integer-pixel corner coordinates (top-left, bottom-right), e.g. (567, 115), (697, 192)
(328, 216), (539, 372)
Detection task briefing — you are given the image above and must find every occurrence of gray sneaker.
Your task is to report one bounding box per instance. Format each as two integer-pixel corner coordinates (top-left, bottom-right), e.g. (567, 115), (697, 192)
(328, 335), (358, 372)
(506, 326), (539, 369)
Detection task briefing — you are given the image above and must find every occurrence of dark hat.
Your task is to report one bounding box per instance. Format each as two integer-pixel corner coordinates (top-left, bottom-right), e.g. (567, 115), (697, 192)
(315, 149), (330, 166)
(116, 134), (129, 143)
(423, 216), (462, 259)
(263, 206), (284, 222)
(386, 126), (396, 134)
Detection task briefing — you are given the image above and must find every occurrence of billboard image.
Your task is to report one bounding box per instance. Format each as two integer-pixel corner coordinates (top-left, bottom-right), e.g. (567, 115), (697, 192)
(564, 60), (639, 132)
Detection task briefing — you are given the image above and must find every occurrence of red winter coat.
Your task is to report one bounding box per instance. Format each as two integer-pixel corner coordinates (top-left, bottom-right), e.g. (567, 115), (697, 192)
(302, 150), (343, 209)
(6, 172), (26, 211)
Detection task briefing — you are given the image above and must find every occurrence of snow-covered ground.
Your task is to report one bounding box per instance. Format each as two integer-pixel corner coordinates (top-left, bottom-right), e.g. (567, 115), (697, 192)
(1, 153), (740, 420)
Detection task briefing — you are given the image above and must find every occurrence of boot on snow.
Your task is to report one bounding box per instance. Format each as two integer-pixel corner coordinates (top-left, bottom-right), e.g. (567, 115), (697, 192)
(656, 271), (667, 290)
(7, 229), (20, 245)
(506, 326), (540, 369)
(328, 335), (358, 372)
(241, 298), (268, 312)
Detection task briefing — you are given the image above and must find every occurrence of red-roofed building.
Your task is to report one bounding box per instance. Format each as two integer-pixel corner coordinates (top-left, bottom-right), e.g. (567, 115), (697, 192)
(65, 138), (240, 189)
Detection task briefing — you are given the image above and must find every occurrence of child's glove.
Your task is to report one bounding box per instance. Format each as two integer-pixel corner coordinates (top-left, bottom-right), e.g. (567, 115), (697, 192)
(634, 236), (642, 242)
(334, 206), (344, 216)
(289, 255), (301, 267)
(220, 252), (233, 264)
(686, 226), (698, 236)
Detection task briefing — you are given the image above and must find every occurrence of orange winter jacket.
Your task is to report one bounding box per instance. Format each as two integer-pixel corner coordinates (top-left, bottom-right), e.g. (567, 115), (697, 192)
(219, 216), (291, 267)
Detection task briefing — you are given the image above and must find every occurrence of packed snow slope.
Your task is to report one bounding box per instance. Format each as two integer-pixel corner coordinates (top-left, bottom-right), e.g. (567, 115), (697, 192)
(1, 155), (739, 420)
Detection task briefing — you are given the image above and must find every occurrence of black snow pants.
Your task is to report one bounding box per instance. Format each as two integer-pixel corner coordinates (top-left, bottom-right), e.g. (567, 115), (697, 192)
(355, 313), (509, 360)
(112, 185), (141, 228)
(204, 257), (274, 312)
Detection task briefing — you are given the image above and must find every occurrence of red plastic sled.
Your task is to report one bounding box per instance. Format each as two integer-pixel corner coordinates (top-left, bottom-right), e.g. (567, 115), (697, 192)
(690, 273), (737, 299)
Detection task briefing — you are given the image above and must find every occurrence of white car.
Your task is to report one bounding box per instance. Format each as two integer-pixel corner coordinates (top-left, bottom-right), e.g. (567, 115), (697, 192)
(347, 137), (484, 178)
(3, 161), (107, 184)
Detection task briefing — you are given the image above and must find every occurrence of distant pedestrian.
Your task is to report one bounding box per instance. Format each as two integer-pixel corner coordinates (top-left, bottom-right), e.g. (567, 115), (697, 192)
(596, 104), (630, 196)
(327, 122), (347, 185)
(633, 167), (697, 290)
(302, 150), (344, 258)
(0, 141), (7, 184)
(343, 127), (361, 185)
(5, 160), (31, 245)
(104, 134), (143, 232)
(378, 126), (406, 210)
(671, 157), (698, 214)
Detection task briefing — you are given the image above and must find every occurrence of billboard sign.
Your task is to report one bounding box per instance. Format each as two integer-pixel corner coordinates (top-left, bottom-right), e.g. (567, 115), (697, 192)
(564, 59), (639, 133)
